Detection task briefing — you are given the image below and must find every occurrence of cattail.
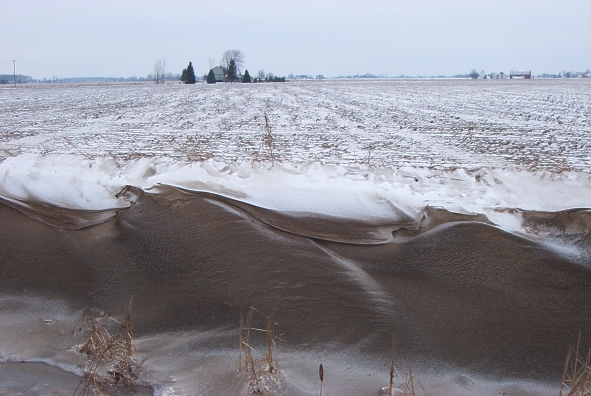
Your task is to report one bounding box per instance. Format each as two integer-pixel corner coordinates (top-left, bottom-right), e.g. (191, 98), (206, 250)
(238, 308), (244, 371)
(389, 334), (396, 396)
(319, 364), (324, 396)
(388, 364), (394, 396)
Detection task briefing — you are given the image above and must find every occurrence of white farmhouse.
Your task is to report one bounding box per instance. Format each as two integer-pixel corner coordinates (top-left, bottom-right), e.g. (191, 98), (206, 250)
(212, 66), (226, 82)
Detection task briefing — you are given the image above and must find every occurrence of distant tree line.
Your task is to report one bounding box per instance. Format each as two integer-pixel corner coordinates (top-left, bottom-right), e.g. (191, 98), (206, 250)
(0, 74), (33, 84)
(253, 72), (286, 83)
(0, 75), (172, 84)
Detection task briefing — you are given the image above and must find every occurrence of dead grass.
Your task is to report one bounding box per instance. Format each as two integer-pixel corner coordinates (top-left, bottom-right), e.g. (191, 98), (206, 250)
(73, 298), (140, 396)
(559, 334), (591, 396)
(238, 307), (283, 395)
(382, 335), (428, 396)
(251, 113), (277, 168)
(71, 301), (588, 396)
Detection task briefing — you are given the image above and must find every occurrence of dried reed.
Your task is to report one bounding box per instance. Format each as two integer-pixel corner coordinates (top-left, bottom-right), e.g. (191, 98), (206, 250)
(559, 334), (591, 396)
(238, 307), (283, 394)
(382, 334), (428, 396)
(389, 335), (396, 396)
(74, 298), (139, 396)
(251, 113), (276, 167)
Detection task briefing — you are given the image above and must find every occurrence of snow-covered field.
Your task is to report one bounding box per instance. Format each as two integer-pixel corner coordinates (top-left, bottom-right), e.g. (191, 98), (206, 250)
(1, 79), (590, 171)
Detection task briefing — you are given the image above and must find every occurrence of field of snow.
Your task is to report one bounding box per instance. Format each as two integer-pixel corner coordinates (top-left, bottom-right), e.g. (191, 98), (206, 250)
(1, 79), (590, 172)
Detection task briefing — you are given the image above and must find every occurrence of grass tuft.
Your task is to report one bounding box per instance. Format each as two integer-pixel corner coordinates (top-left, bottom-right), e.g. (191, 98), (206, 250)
(74, 298), (140, 396)
(381, 334), (428, 396)
(559, 333), (591, 396)
(238, 307), (283, 395)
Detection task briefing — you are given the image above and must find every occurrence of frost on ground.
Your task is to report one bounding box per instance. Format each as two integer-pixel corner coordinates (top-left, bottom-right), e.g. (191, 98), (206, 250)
(1, 79), (590, 172)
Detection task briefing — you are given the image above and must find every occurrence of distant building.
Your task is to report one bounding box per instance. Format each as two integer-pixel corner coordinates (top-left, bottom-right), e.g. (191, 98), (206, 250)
(510, 70), (532, 79)
(212, 66), (226, 82)
(490, 72), (507, 79)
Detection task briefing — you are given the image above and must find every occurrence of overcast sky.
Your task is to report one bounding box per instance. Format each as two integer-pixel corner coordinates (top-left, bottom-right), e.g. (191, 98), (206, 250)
(1, 0), (589, 79)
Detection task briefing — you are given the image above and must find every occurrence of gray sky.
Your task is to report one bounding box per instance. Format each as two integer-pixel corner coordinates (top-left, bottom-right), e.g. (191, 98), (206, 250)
(1, 0), (589, 79)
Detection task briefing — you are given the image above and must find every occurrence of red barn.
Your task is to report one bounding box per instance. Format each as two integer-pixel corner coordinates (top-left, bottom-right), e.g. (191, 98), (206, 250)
(510, 70), (532, 79)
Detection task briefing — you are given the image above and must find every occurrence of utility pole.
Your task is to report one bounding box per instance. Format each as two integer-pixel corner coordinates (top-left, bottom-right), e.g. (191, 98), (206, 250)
(11, 60), (16, 88)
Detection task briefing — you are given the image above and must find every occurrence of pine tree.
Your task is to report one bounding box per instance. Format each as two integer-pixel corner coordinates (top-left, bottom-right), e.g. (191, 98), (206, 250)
(207, 69), (216, 84)
(185, 62), (197, 84)
(227, 59), (237, 83)
(180, 68), (187, 83)
(242, 69), (252, 83)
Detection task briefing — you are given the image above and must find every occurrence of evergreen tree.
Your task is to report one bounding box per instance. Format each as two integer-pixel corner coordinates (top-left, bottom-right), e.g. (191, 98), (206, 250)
(207, 69), (216, 84)
(242, 69), (252, 83)
(227, 59), (237, 83)
(185, 62), (197, 84)
(180, 68), (187, 83)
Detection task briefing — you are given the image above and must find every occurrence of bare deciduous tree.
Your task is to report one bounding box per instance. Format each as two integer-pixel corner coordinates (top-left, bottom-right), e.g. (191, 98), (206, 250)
(221, 50), (244, 75)
(468, 69), (479, 79)
(257, 69), (266, 80)
(153, 58), (167, 84)
(153, 60), (161, 84)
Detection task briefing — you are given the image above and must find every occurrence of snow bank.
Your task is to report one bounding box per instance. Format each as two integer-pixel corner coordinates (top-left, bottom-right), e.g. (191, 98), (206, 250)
(0, 154), (128, 210)
(1, 154), (591, 234)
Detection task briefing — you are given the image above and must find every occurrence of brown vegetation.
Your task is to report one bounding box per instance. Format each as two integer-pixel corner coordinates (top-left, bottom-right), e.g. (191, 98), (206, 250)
(251, 113), (276, 167)
(238, 307), (283, 395)
(70, 303), (587, 396)
(559, 334), (591, 396)
(380, 334), (428, 396)
(74, 299), (139, 396)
